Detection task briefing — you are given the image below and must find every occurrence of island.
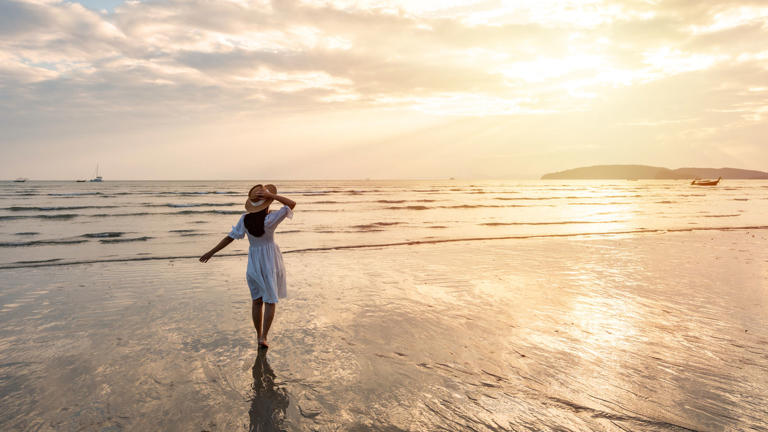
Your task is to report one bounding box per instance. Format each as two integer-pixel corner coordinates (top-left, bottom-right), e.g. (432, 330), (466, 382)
(541, 165), (768, 180)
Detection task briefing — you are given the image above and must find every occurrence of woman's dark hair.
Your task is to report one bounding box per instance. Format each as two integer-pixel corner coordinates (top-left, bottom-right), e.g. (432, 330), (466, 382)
(244, 209), (268, 237)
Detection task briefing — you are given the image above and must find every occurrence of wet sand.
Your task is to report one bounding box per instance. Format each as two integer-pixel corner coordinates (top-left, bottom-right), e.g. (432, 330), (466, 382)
(1, 230), (767, 431)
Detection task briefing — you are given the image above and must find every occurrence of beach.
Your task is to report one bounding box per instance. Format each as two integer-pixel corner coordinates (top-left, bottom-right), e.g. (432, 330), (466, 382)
(1, 228), (767, 431)
(6, 0), (768, 429)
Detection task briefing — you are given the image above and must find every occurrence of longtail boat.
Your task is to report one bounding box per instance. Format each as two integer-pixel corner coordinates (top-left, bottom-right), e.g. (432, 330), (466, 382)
(691, 176), (721, 186)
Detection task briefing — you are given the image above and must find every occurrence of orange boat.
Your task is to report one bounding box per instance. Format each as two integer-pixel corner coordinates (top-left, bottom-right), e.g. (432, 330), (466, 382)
(691, 176), (721, 186)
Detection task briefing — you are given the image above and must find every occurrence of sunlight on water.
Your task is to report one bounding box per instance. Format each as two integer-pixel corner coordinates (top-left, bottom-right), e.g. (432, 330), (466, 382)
(1, 179), (766, 268)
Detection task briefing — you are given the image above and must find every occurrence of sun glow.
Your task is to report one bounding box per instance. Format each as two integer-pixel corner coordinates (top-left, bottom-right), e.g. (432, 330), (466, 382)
(3, 0), (768, 179)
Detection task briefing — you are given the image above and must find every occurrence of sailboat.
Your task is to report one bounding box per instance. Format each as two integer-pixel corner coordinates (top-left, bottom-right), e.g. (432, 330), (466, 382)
(89, 164), (103, 182)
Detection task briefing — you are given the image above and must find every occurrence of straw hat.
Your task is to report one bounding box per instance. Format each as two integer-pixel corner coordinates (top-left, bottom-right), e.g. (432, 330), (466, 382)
(245, 184), (277, 213)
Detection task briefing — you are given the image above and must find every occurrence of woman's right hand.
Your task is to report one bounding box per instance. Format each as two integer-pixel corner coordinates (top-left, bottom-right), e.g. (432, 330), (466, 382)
(199, 251), (214, 263)
(254, 189), (275, 200)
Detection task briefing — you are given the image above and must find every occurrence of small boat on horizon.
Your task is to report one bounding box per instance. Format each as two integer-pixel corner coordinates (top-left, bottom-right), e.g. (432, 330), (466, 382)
(89, 164), (103, 182)
(691, 176), (721, 186)
(14, 177), (28, 182)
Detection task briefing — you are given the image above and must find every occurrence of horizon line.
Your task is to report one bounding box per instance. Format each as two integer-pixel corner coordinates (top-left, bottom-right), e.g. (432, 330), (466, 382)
(3, 177), (536, 182)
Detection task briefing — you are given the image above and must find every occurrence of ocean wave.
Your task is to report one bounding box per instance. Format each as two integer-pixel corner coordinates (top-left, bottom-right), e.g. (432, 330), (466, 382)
(87, 209), (242, 218)
(99, 236), (153, 244)
(494, 196), (563, 200)
(351, 222), (402, 228)
(3, 225), (768, 270)
(6, 205), (118, 211)
(13, 258), (62, 264)
(383, 204), (510, 210)
(47, 194), (116, 199)
(173, 209), (242, 215)
(145, 202), (240, 208)
(481, 220), (626, 226)
(385, 205), (431, 210)
(567, 202), (632, 206)
(90, 212), (152, 218)
(703, 214), (740, 218)
(0, 239), (89, 247)
(48, 192), (104, 196)
(496, 195), (634, 201)
(82, 232), (125, 238)
(15, 232), (39, 236)
(304, 198), (439, 205)
(169, 229), (205, 237)
(442, 204), (506, 209)
(352, 222), (403, 230)
(156, 191), (240, 196)
(0, 214), (79, 221)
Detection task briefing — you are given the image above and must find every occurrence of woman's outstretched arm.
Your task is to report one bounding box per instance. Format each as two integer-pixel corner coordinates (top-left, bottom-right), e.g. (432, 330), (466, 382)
(200, 236), (234, 263)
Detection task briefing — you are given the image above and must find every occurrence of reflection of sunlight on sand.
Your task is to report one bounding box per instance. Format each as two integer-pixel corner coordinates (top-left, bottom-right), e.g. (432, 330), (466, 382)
(470, 276), (528, 304)
(414, 283), (465, 305)
(515, 269), (656, 423)
(566, 295), (639, 354)
(548, 248), (642, 359)
(2, 230), (768, 430)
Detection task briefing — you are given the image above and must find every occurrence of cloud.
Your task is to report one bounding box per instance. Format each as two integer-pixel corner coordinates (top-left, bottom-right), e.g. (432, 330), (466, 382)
(1, 0), (768, 178)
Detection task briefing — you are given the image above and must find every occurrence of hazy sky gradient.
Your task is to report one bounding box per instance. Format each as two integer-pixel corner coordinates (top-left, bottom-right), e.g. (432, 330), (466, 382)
(1, 0), (767, 179)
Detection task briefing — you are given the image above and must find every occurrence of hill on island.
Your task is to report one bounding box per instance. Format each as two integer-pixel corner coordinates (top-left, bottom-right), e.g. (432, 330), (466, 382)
(541, 165), (768, 180)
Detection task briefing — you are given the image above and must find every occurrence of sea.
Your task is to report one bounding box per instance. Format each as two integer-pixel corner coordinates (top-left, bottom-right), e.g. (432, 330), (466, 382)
(1, 179), (766, 269)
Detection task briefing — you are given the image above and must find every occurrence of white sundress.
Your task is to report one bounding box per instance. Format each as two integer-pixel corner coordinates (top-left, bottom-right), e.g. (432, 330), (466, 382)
(228, 205), (294, 303)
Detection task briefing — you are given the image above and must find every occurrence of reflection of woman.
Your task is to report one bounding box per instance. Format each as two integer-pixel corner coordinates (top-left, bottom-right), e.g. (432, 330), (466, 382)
(249, 349), (289, 431)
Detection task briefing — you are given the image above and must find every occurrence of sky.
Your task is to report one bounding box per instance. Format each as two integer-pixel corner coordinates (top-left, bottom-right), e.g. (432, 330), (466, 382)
(1, 0), (767, 180)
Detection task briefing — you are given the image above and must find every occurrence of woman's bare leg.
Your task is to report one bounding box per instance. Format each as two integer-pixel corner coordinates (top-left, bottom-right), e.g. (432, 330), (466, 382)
(261, 302), (276, 346)
(252, 298), (263, 341)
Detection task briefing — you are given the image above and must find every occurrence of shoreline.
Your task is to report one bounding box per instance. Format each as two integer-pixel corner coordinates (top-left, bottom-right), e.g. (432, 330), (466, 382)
(2, 224), (767, 270)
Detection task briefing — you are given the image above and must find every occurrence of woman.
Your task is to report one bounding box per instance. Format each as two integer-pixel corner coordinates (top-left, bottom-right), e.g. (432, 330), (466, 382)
(200, 184), (296, 349)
